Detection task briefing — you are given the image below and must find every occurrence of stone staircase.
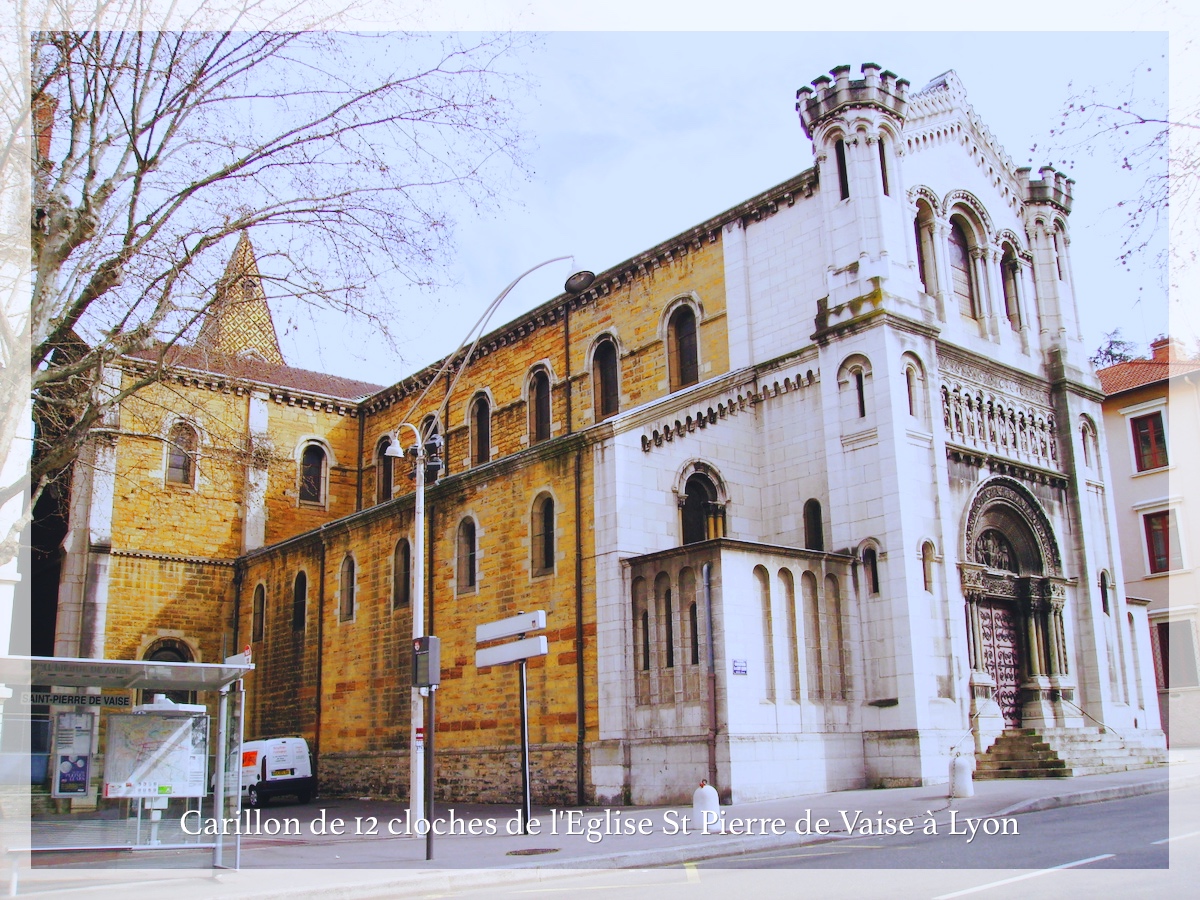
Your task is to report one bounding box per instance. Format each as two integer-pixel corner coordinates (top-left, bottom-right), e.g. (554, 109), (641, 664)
(975, 727), (1168, 779)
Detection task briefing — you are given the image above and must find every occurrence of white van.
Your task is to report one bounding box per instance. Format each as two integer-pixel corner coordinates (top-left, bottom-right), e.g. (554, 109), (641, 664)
(227, 737), (315, 808)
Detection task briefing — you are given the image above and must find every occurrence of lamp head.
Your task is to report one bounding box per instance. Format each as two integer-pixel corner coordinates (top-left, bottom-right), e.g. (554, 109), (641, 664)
(564, 270), (595, 293)
(384, 442), (405, 459)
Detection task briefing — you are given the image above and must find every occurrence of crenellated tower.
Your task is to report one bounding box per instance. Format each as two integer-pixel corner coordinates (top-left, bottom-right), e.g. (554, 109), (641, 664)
(797, 64), (919, 316)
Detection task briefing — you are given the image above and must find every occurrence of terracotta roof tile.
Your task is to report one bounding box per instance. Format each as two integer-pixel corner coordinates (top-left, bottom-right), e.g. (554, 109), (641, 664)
(126, 345), (383, 401)
(1097, 358), (1200, 396)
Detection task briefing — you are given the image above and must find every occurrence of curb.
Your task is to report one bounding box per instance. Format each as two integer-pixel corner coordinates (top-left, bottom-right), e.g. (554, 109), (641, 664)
(993, 771), (1198, 817)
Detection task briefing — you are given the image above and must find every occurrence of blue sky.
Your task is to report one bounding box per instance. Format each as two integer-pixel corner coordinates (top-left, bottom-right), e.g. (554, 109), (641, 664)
(274, 29), (1172, 383)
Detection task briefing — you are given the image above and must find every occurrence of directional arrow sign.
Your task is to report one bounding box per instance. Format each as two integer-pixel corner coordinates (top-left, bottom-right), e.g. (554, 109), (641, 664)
(475, 636), (548, 669)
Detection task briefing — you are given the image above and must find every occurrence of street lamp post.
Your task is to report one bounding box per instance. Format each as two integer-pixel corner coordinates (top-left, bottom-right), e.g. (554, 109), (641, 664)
(387, 259), (595, 834)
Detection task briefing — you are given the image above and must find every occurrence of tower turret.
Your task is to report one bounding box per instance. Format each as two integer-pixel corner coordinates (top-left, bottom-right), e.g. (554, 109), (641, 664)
(797, 64), (919, 315)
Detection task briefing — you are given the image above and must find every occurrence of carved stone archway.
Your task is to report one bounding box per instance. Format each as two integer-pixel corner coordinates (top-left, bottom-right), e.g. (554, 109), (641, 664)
(959, 478), (1073, 742)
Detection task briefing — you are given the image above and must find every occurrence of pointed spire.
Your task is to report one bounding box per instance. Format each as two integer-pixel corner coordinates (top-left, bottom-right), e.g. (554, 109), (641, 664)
(196, 232), (285, 366)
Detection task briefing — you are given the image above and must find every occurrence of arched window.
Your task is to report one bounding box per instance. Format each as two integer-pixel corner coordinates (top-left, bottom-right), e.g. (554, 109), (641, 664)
(166, 422), (198, 486)
(143, 638), (194, 705)
(862, 547), (880, 595)
(854, 368), (866, 417)
(593, 338), (620, 421)
(470, 395), (491, 466)
(834, 138), (850, 200)
(251, 583), (266, 642)
(393, 539), (411, 608)
(1001, 246), (1022, 330)
(803, 499), (824, 552)
(531, 494), (555, 576)
(948, 218), (979, 319)
(339, 555), (355, 622)
(921, 542), (936, 593)
(292, 571), (307, 632)
(667, 305), (699, 392)
(1100, 571), (1111, 616)
(529, 368), (551, 444)
(299, 443), (327, 505)
(681, 473), (722, 544)
(913, 200), (938, 296)
(825, 573), (847, 699)
(656, 574), (675, 670)
(376, 435), (394, 503)
(457, 518), (477, 592)
(878, 136), (890, 196)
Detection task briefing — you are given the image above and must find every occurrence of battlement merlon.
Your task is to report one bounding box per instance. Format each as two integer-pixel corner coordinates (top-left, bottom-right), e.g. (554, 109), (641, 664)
(796, 63), (910, 140)
(1016, 165), (1075, 215)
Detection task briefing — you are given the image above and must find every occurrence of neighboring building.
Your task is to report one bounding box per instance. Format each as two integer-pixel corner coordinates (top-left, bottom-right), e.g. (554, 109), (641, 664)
(1099, 337), (1200, 746)
(37, 64), (1166, 807)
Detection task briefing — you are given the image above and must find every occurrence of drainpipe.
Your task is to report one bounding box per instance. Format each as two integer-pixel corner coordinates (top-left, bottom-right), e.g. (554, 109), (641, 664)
(564, 301), (573, 435)
(703, 562), (718, 789)
(574, 450), (586, 804)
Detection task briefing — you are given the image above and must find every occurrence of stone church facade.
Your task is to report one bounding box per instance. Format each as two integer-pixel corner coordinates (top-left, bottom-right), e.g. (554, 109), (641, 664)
(45, 64), (1165, 806)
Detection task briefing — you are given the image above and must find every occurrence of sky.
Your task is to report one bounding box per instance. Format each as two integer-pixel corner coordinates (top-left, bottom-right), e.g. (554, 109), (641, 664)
(268, 29), (1173, 386)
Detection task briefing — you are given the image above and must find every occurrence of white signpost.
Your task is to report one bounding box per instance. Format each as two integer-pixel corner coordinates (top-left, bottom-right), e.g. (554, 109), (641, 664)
(475, 610), (548, 834)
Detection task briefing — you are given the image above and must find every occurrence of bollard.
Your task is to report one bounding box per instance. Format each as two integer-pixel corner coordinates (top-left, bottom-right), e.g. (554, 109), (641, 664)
(693, 778), (720, 832)
(949, 751), (974, 799)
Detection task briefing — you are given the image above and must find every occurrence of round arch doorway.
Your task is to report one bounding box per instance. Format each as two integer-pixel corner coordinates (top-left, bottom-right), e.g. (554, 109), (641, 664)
(960, 478), (1072, 733)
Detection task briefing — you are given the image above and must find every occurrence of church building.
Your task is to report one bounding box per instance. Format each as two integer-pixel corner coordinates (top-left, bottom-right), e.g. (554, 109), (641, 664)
(43, 64), (1166, 806)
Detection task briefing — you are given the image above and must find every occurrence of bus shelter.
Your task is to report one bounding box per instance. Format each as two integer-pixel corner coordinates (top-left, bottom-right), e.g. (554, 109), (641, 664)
(1, 654), (253, 880)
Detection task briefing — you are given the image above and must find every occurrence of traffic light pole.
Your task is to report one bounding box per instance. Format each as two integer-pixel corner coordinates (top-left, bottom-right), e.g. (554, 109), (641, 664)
(519, 657), (531, 835)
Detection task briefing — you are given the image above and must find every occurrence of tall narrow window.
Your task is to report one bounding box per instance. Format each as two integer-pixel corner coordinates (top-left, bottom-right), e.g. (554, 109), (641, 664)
(292, 571), (307, 632)
(339, 556), (355, 621)
(802, 572), (823, 699)
(641, 609), (651, 671)
(593, 338), (620, 420)
(457, 519), (477, 592)
(1001, 249), (1022, 330)
(299, 443), (327, 504)
(1144, 510), (1182, 574)
(906, 367), (918, 418)
(834, 138), (850, 200)
(757, 567), (775, 701)
(663, 588), (675, 669)
(803, 499), (824, 552)
(667, 305), (699, 391)
(166, 422), (198, 485)
(529, 368), (551, 444)
(1100, 571), (1111, 616)
(854, 369), (866, 418)
(531, 494), (555, 576)
(471, 395), (491, 466)
(1132, 412), (1168, 471)
(682, 473), (721, 544)
(251, 584), (266, 642)
(863, 547), (880, 594)
(689, 602), (700, 666)
(393, 539), (411, 608)
(948, 219), (978, 318)
(376, 436), (394, 503)
(878, 137), (890, 196)
(922, 542), (935, 592)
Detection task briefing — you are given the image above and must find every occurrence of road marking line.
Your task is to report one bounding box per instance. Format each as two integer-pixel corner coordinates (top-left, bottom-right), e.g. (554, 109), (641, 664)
(931, 854), (1115, 899)
(684, 862), (700, 883)
(1152, 829), (1200, 845)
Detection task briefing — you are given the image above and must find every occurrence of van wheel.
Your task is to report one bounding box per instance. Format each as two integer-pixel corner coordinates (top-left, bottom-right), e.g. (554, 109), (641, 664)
(297, 791), (310, 804)
(248, 785), (266, 809)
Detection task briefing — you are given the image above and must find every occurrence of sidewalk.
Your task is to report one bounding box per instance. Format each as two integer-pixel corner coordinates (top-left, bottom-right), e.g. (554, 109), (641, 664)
(14, 750), (1199, 897)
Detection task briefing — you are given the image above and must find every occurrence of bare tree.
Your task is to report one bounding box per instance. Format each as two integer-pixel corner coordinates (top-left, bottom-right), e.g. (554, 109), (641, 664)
(1, 1), (533, 566)
(1036, 57), (1196, 286)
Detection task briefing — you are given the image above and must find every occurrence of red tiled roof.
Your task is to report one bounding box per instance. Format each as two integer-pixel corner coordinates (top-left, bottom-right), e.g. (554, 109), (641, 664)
(1097, 358), (1200, 396)
(125, 344), (384, 401)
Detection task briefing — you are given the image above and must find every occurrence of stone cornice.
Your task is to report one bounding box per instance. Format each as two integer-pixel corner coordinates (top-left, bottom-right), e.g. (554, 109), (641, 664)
(111, 548), (237, 567)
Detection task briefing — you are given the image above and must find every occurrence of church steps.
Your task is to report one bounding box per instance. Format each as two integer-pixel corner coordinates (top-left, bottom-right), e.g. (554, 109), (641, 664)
(974, 726), (1167, 780)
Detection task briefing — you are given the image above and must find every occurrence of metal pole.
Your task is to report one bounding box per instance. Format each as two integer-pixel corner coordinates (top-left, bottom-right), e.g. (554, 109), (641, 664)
(425, 685), (436, 861)
(235, 677), (246, 870)
(409, 429), (426, 827)
(519, 658), (531, 835)
(213, 685), (229, 869)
